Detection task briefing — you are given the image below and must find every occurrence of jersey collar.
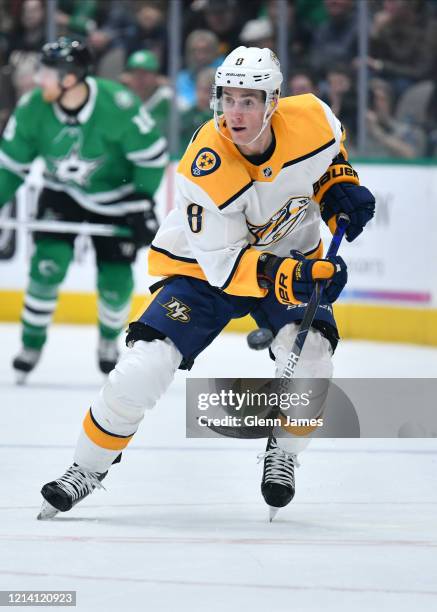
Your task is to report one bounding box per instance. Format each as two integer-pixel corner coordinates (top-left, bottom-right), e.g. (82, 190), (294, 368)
(53, 77), (97, 125)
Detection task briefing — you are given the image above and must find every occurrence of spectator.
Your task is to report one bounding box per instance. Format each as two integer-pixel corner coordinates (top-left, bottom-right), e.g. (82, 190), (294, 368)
(295, 0), (327, 26)
(121, 49), (172, 141)
(395, 80), (434, 128)
(0, 53), (15, 134)
(176, 29), (222, 109)
(368, 0), (431, 97)
(179, 67), (215, 156)
(264, 0), (312, 67)
(9, 50), (39, 99)
(365, 78), (426, 158)
(320, 64), (357, 145)
(123, 1), (167, 72)
(309, 0), (357, 76)
(185, 0), (250, 57)
(0, 2), (14, 56)
(7, 0), (46, 60)
(56, 0), (99, 37)
(202, 0), (245, 55)
(396, 61), (437, 156)
(288, 69), (319, 96)
(87, 1), (167, 79)
(86, 1), (135, 75)
(239, 18), (275, 50)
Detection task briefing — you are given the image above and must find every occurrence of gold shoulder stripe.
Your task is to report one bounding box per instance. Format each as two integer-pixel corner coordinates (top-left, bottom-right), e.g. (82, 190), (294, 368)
(282, 138), (336, 169)
(218, 181), (254, 210)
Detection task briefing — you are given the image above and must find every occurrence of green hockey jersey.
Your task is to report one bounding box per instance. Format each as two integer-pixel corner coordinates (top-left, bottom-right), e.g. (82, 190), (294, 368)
(0, 77), (168, 216)
(143, 85), (172, 143)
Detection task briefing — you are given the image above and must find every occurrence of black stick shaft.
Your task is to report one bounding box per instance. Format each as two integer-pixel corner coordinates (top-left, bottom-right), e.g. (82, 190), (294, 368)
(280, 213), (350, 381)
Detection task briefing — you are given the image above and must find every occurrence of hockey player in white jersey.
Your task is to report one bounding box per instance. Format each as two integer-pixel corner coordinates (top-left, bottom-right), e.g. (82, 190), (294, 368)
(38, 47), (375, 520)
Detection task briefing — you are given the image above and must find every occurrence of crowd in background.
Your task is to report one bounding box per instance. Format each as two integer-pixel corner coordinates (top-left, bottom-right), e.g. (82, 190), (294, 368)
(1, 0), (437, 158)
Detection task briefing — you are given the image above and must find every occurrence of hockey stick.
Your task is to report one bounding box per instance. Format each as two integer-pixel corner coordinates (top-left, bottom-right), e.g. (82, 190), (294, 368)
(279, 212), (350, 381)
(267, 213), (349, 521)
(0, 219), (132, 238)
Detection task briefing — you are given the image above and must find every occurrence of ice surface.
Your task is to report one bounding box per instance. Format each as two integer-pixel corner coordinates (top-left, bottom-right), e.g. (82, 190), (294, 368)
(1, 323), (437, 611)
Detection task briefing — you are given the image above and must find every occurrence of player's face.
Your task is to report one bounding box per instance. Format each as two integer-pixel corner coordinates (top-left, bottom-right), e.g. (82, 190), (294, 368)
(34, 65), (62, 102)
(222, 87), (266, 146)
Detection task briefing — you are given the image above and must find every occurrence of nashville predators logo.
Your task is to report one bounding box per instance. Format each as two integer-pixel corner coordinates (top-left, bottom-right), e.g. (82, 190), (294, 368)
(162, 298), (191, 322)
(191, 147), (221, 177)
(247, 197), (310, 246)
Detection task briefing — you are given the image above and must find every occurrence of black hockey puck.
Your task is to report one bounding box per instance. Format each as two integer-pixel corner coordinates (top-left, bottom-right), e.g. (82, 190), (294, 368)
(247, 328), (274, 350)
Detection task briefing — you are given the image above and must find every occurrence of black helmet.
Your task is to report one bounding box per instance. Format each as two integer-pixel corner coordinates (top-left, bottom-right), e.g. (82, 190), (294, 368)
(40, 37), (93, 81)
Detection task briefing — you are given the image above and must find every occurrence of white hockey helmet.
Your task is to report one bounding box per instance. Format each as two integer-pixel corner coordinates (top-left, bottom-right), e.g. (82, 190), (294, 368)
(211, 46), (283, 144)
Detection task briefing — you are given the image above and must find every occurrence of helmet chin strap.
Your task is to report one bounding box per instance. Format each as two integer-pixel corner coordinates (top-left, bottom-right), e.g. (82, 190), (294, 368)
(214, 94), (277, 147)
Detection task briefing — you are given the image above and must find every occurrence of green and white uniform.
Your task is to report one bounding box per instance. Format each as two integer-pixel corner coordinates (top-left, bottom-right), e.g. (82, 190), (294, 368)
(0, 77), (167, 350)
(142, 85), (172, 143)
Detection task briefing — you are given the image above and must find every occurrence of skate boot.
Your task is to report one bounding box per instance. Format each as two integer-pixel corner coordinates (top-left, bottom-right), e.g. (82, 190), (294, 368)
(259, 436), (298, 521)
(12, 347), (42, 384)
(37, 464), (107, 520)
(97, 337), (119, 374)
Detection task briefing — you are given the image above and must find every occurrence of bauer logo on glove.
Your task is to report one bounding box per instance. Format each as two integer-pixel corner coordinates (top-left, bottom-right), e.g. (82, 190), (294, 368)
(257, 250), (347, 306)
(321, 183), (375, 242)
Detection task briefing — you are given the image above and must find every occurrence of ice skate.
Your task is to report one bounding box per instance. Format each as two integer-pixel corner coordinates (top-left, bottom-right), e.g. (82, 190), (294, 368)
(12, 347), (42, 384)
(37, 464), (107, 520)
(259, 436), (297, 521)
(97, 337), (119, 374)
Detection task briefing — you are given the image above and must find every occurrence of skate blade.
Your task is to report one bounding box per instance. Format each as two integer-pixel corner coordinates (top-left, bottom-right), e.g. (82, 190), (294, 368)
(269, 506), (279, 522)
(15, 371), (29, 386)
(37, 500), (59, 520)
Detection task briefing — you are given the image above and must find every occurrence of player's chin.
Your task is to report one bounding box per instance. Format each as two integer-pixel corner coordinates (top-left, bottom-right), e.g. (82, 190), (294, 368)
(42, 89), (60, 103)
(230, 128), (249, 143)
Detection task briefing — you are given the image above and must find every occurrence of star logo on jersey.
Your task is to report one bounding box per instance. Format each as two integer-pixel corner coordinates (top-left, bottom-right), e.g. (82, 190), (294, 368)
(162, 297), (191, 323)
(191, 147), (221, 177)
(247, 197), (311, 246)
(50, 143), (103, 187)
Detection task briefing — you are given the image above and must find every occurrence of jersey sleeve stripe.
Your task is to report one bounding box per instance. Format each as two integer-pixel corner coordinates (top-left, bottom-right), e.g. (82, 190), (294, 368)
(0, 150), (32, 176)
(132, 152), (169, 168)
(126, 137), (168, 161)
(220, 247), (267, 298)
(150, 244), (197, 263)
(218, 181), (254, 210)
(220, 245), (251, 291)
(304, 239), (323, 258)
(282, 138), (336, 169)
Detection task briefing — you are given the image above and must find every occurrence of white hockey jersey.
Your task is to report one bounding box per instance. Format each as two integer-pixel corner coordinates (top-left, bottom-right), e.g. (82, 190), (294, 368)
(149, 94), (356, 298)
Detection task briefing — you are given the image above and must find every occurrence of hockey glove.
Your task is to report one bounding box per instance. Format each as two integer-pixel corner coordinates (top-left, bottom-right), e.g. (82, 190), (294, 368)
(125, 207), (159, 247)
(320, 182), (375, 242)
(258, 250), (347, 306)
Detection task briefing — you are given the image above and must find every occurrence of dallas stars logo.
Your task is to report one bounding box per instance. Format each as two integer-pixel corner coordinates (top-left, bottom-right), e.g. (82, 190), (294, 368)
(50, 143), (103, 187)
